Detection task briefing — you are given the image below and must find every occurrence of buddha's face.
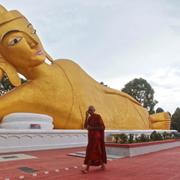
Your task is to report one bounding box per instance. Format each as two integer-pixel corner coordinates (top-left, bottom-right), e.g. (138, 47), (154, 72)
(0, 23), (46, 69)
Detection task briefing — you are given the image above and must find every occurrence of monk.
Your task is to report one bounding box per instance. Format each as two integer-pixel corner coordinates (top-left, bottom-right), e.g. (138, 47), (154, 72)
(82, 105), (107, 173)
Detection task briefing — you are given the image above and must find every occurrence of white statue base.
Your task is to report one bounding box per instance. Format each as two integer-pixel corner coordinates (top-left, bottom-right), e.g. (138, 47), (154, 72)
(0, 113), (54, 130)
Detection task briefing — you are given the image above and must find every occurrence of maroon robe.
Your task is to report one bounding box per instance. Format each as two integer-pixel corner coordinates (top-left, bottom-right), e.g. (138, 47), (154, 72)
(84, 113), (107, 166)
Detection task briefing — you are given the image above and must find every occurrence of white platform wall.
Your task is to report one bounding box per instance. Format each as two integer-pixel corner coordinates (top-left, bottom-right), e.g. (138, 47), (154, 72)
(0, 129), (88, 153)
(0, 129), (176, 153)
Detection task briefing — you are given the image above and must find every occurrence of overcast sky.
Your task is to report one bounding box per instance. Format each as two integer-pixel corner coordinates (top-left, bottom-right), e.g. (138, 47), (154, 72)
(1, 0), (180, 113)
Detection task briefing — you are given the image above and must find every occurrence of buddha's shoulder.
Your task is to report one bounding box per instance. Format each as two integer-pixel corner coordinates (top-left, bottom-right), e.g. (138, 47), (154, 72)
(52, 59), (84, 73)
(53, 59), (80, 67)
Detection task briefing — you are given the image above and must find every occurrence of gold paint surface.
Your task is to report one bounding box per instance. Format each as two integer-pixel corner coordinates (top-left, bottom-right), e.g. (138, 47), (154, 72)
(0, 5), (170, 129)
(150, 112), (171, 130)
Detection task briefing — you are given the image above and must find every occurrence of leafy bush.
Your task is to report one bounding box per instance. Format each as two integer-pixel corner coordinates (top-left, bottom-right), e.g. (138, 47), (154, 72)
(119, 133), (128, 144)
(139, 134), (150, 142)
(111, 131), (174, 144)
(128, 134), (134, 143)
(150, 131), (163, 141)
(162, 132), (169, 139)
(134, 134), (150, 143)
(173, 132), (180, 139)
(111, 133), (128, 144)
(113, 134), (120, 143)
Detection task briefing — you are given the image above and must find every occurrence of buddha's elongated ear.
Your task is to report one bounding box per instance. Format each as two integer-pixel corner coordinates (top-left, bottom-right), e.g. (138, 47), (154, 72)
(0, 55), (21, 86)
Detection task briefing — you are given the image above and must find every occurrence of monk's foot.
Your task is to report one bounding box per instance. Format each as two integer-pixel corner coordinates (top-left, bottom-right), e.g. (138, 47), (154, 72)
(100, 165), (105, 170)
(81, 169), (89, 174)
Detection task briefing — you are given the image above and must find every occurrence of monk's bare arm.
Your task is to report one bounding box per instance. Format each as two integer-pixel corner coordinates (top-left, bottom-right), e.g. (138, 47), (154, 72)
(83, 111), (89, 129)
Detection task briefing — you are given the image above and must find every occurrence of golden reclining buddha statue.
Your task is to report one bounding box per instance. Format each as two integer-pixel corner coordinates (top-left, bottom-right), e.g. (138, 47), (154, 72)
(0, 5), (170, 129)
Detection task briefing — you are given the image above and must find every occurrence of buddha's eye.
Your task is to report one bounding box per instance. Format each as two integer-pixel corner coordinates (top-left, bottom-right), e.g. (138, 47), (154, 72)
(8, 37), (22, 46)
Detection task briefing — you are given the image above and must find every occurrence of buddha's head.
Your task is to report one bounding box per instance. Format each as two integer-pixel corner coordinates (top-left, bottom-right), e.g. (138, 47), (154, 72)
(0, 5), (50, 86)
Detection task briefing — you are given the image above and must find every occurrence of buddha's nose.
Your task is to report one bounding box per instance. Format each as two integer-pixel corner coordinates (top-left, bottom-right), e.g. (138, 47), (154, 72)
(28, 39), (38, 48)
(24, 33), (38, 48)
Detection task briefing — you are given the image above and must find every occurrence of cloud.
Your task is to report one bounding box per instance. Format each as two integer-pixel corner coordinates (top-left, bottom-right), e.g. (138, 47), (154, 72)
(146, 66), (180, 113)
(148, 66), (180, 87)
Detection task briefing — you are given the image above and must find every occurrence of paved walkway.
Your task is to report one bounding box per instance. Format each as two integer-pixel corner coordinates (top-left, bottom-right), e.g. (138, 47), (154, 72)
(0, 147), (180, 180)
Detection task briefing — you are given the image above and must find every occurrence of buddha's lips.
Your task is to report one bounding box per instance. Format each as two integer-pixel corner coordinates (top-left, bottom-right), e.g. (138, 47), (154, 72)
(35, 50), (44, 56)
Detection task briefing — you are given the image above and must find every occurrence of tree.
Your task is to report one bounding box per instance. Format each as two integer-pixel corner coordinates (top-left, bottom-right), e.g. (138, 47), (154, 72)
(0, 74), (26, 96)
(171, 107), (180, 131)
(156, 107), (164, 113)
(121, 78), (158, 114)
(99, 81), (108, 87)
(0, 74), (14, 95)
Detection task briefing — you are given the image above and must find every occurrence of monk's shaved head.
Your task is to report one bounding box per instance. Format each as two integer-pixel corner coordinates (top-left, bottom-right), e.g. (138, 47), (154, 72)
(88, 105), (95, 114)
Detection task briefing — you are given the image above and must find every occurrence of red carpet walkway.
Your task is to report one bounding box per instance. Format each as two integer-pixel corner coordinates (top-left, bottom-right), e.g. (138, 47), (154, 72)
(0, 147), (180, 180)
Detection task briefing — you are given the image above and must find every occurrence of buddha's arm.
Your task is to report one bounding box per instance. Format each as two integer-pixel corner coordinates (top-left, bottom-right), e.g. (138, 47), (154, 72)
(0, 82), (44, 120)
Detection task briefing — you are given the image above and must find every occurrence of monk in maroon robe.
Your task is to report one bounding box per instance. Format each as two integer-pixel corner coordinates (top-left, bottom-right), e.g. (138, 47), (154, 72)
(82, 105), (107, 173)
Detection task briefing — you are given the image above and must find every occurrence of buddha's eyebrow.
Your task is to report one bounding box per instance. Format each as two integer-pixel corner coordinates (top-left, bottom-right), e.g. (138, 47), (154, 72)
(27, 23), (32, 28)
(0, 30), (20, 42)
